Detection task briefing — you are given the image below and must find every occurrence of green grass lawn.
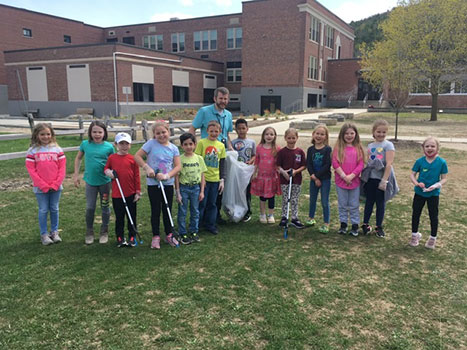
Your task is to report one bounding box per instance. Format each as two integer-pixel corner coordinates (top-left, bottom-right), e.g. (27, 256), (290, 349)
(0, 135), (466, 349)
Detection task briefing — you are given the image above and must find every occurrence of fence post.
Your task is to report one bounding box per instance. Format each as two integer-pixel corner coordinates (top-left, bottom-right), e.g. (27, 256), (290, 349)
(27, 113), (34, 131)
(142, 120), (148, 141)
(130, 115), (137, 140)
(168, 116), (175, 136)
(78, 115), (84, 140)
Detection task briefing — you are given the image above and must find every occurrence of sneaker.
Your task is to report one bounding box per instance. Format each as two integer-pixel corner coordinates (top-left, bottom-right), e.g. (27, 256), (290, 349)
(409, 232), (422, 247)
(319, 225), (329, 234)
(41, 234), (54, 246)
(349, 224), (359, 237)
(279, 217), (287, 227)
(242, 214), (251, 222)
(181, 234), (192, 245)
(165, 233), (179, 247)
(291, 219), (305, 229)
(191, 232), (200, 243)
(375, 226), (385, 238)
(85, 229), (94, 245)
(259, 214), (267, 224)
(207, 227), (218, 235)
(49, 231), (62, 243)
(117, 236), (128, 248)
(99, 228), (109, 244)
(128, 236), (136, 247)
(425, 236), (436, 249)
(151, 236), (161, 249)
(305, 219), (317, 227)
(267, 214), (275, 224)
(361, 224), (372, 235)
(338, 223), (347, 235)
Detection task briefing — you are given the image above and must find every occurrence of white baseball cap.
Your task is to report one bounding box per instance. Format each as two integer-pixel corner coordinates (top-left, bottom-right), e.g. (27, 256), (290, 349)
(115, 132), (132, 144)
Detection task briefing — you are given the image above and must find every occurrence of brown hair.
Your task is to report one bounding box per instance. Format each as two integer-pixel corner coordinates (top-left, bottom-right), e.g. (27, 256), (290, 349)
(333, 122), (364, 164)
(312, 125), (329, 146)
(88, 120), (108, 142)
(284, 127), (298, 138)
(372, 119), (389, 138)
(260, 126), (278, 157)
(30, 123), (57, 148)
(207, 120), (221, 131)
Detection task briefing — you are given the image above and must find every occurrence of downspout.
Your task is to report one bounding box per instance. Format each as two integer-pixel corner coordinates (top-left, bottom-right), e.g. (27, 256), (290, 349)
(113, 52), (119, 117)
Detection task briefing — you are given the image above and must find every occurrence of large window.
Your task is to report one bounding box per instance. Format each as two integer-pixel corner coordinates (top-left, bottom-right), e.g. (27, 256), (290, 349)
(171, 33), (185, 53)
(143, 35), (163, 51)
(173, 86), (189, 102)
(308, 56), (318, 80)
(226, 62), (242, 82)
(123, 36), (135, 45)
(227, 28), (242, 49)
(194, 30), (217, 51)
(325, 26), (334, 48)
(133, 83), (154, 102)
(309, 16), (320, 43)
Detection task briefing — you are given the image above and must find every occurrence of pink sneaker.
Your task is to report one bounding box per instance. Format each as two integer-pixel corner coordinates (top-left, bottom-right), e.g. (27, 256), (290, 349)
(165, 233), (179, 247)
(425, 236), (436, 249)
(151, 236), (161, 249)
(409, 232), (422, 247)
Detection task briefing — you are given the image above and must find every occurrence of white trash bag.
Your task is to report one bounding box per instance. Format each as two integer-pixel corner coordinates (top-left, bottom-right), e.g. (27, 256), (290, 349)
(222, 150), (255, 222)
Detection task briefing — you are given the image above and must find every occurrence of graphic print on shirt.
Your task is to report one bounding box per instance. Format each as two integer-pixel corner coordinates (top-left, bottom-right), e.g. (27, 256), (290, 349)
(233, 140), (252, 162)
(369, 147), (384, 160)
(204, 146), (219, 168)
(295, 154), (302, 163)
(313, 152), (323, 172)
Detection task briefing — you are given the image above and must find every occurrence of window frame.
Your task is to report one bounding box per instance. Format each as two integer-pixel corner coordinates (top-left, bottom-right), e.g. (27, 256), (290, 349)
(64, 35), (72, 44)
(171, 33), (185, 53)
(143, 35), (163, 51)
(194, 30), (217, 51)
(227, 27), (242, 49)
(309, 16), (320, 43)
(325, 26), (334, 49)
(23, 28), (32, 37)
(308, 56), (318, 80)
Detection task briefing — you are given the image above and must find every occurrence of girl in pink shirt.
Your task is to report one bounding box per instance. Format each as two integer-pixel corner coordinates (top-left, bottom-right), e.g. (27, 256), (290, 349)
(332, 123), (364, 236)
(26, 123), (66, 245)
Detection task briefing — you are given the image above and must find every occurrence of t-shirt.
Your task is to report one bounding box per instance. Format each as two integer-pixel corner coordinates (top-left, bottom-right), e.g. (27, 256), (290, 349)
(141, 139), (180, 186)
(412, 156), (448, 198)
(104, 153), (141, 198)
(276, 147), (306, 185)
(306, 145), (332, 181)
(79, 140), (115, 186)
(231, 137), (256, 163)
(367, 140), (395, 179)
(192, 104), (233, 145)
(179, 153), (207, 185)
(195, 138), (226, 182)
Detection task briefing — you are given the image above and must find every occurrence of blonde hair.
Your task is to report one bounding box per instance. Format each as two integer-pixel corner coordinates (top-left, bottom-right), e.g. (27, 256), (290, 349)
(151, 120), (170, 138)
(207, 120), (221, 131)
(284, 128), (298, 138)
(333, 123), (364, 164)
(422, 136), (440, 151)
(312, 125), (329, 146)
(372, 119), (389, 138)
(260, 126), (278, 157)
(30, 123), (57, 148)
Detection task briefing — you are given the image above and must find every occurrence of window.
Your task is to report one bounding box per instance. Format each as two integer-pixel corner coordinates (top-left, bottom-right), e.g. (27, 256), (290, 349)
(123, 36), (135, 45)
(194, 30), (217, 51)
(325, 26), (334, 48)
(133, 83), (154, 102)
(143, 35), (163, 50)
(226, 62), (242, 82)
(171, 33), (185, 53)
(308, 56), (318, 80)
(107, 38), (118, 43)
(173, 86), (189, 102)
(227, 28), (242, 49)
(64, 35), (71, 43)
(454, 80), (467, 93)
(309, 16), (320, 43)
(23, 28), (32, 37)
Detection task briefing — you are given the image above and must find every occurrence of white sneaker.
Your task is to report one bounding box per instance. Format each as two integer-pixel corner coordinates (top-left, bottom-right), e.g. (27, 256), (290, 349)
(259, 214), (267, 224)
(49, 231), (62, 243)
(409, 232), (422, 247)
(267, 214), (275, 224)
(41, 234), (54, 246)
(425, 236), (436, 249)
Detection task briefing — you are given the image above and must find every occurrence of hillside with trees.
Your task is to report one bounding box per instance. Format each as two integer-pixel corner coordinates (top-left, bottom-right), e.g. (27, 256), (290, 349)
(350, 11), (390, 57)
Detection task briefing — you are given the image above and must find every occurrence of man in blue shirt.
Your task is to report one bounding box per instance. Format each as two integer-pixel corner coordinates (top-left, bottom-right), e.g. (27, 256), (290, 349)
(189, 87), (233, 151)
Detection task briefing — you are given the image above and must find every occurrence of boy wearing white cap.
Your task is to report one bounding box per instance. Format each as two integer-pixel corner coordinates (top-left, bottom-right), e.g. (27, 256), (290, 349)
(104, 132), (141, 247)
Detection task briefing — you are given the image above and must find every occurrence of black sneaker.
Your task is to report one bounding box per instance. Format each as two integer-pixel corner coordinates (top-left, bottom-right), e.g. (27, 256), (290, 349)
(117, 236), (127, 247)
(375, 226), (386, 238)
(338, 223), (347, 235)
(128, 236), (136, 247)
(181, 234), (192, 245)
(191, 232), (200, 243)
(242, 214), (251, 222)
(279, 217), (287, 227)
(349, 224), (359, 237)
(361, 224), (372, 235)
(291, 219), (305, 229)
(207, 227), (218, 235)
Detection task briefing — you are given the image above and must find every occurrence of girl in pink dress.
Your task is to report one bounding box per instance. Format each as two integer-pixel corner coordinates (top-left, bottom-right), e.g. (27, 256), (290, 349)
(251, 127), (282, 224)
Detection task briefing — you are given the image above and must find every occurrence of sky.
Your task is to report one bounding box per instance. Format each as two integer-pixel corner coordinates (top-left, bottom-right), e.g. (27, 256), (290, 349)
(1, 0), (398, 27)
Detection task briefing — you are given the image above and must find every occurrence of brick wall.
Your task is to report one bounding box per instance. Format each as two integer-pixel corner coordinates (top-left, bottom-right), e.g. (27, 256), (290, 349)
(327, 58), (360, 101)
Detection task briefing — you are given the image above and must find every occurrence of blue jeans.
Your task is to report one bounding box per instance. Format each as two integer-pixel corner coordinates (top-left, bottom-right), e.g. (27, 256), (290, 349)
(35, 190), (62, 235)
(177, 184), (201, 234)
(199, 181), (219, 231)
(309, 178), (331, 224)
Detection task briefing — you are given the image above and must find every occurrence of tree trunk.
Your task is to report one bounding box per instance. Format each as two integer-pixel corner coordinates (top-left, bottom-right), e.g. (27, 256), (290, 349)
(395, 111), (399, 141)
(430, 93), (438, 121)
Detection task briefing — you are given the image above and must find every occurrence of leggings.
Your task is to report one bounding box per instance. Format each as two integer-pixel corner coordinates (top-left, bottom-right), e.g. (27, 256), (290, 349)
(148, 185), (174, 236)
(85, 182), (111, 231)
(412, 193), (439, 237)
(363, 178), (386, 227)
(280, 184), (301, 220)
(260, 196), (275, 209)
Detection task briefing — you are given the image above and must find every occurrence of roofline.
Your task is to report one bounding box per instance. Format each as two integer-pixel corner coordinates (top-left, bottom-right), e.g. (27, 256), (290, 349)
(314, 0), (354, 31)
(328, 58), (361, 62)
(0, 3), (102, 29)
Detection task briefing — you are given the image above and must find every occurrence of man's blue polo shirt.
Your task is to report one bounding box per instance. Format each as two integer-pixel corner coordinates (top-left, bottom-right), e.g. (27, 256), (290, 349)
(192, 104), (233, 142)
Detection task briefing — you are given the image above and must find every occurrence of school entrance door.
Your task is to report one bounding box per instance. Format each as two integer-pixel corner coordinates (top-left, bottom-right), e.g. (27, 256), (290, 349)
(260, 96), (281, 115)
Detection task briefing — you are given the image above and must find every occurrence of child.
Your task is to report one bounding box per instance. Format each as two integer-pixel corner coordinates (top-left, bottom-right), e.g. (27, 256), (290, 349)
(175, 133), (207, 244)
(306, 125), (332, 233)
(231, 118), (256, 222)
(73, 120), (114, 245)
(276, 128), (307, 229)
(332, 123), (365, 236)
(104, 132), (141, 247)
(409, 137), (448, 249)
(135, 121), (181, 249)
(362, 120), (395, 238)
(251, 127), (281, 224)
(195, 120), (226, 235)
(26, 123), (66, 245)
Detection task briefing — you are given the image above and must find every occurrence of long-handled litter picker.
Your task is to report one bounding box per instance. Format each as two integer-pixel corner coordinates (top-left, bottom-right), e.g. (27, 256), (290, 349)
(113, 170), (143, 245)
(283, 169), (294, 239)
(158, 176), (179, 247)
